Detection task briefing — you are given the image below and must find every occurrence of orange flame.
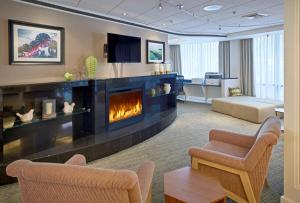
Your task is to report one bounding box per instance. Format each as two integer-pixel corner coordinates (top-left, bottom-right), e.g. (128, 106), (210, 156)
(109, 92), (142, 123)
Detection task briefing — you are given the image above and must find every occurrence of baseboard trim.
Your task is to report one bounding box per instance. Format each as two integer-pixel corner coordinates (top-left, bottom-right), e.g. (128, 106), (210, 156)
(281, 195), (295, 203)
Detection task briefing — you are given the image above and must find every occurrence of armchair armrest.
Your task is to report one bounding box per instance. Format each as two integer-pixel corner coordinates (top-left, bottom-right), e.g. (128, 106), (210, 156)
(65, 154), (86, 166)
(189, 147), (246, 170)
(136, 161), (155, 203)
(6, 160), (31, 177)
(209, 129), (255, 148)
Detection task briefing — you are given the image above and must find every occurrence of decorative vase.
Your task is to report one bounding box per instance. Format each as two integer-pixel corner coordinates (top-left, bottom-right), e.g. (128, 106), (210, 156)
(85, 56), (98, 79)
(16, 109), (34, 123)
(150, 88), (156, 97)
(164, 83), (171, 94)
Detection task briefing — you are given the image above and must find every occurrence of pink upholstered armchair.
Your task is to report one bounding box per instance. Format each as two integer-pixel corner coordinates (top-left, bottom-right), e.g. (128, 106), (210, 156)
(189, 116), (281, 203)
(6, 154), (155, 203)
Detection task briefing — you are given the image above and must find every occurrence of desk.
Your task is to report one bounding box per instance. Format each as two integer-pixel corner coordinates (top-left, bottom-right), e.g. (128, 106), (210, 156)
(184, 83), (220, 102)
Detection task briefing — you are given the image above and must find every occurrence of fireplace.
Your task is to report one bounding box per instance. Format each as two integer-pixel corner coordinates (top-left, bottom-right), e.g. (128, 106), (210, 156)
(109, 89), (142, 123)
(107, 88), (144, 130)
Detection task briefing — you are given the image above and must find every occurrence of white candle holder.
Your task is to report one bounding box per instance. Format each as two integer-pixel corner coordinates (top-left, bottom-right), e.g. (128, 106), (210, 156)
(166, 64), (171, 73)
(42, 99), (56, 119)
(159, 64), (165, 74)
(154, 64), (160, 75)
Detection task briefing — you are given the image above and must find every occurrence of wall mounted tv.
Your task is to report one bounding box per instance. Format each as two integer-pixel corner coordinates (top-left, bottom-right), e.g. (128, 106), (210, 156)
(107, 33), (141, 63)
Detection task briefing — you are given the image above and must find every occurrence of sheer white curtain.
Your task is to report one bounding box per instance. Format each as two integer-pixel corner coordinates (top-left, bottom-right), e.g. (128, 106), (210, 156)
(253, 32), (284, 101)
(180, 42), (219, 79)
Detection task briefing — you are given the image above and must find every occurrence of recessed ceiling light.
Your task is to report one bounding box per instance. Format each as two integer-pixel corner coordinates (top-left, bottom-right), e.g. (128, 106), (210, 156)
(122, 12), (128, 16)
(158, 3), (163, 10)
(162, 23), (166, 26)
(203, 5), (223, 11)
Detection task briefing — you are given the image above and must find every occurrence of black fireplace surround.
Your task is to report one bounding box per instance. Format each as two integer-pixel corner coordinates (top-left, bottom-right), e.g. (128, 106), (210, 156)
(106, 81), (145, 130)
(0, 74), (177, 185)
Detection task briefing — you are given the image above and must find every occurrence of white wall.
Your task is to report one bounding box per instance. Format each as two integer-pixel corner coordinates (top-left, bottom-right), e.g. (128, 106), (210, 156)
(0, 0), (169, 85)
(281, 0), (300, 202)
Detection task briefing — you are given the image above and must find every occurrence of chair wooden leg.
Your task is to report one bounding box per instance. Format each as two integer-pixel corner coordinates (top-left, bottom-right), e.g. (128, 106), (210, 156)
(191, 157), (199, 169)
(146, 184), (152, 203)
(192, 157), (256, 203)
(225, 189), (248, 203)
(240, 172), (257, 203)
(264, 178), (269, 188)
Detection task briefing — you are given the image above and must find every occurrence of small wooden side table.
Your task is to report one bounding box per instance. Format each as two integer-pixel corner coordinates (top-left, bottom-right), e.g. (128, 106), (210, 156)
(275, 107), (284, 117)
(164, 167), (226, 203)
(275, 107), (284, 132)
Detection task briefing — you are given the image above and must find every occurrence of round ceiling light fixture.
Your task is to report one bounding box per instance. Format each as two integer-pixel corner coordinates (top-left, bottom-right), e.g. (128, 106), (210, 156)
(203, 4), (223, 11)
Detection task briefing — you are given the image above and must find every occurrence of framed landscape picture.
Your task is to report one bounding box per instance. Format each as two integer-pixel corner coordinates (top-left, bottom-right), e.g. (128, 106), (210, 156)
(146, 40), (165, 64)
(8, 20), (65, 64)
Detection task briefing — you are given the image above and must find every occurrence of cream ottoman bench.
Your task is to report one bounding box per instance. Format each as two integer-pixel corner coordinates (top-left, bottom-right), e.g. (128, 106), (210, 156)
(212, 97), (277, 123)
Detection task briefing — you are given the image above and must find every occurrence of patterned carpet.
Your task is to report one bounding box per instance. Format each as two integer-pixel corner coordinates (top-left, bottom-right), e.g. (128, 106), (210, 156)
(0, 102), (283, 203)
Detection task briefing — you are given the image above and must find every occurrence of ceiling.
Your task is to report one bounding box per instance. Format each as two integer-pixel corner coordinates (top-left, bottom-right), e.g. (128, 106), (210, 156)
(35, 0), (284, 36)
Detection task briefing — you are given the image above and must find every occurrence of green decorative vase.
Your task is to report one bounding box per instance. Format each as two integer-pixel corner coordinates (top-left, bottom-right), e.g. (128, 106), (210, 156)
(85, 56), (98, 79)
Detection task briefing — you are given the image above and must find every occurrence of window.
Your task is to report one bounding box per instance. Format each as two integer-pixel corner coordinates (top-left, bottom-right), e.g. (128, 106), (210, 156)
(253, 32), (284, 101)
(180, 42), (219, 79)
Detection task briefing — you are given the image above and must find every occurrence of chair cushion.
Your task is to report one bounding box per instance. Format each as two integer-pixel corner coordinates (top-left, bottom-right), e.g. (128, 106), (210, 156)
(203, 140), (250, 158)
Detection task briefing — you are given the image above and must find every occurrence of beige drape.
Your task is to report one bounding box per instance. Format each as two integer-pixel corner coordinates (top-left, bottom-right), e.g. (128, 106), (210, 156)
(219, 41), (230, 78)
(240, 39), (254, 96)
(169, 45), (182, 75)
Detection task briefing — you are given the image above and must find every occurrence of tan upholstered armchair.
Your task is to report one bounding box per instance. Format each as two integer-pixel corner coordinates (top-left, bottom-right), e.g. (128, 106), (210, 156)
(189, 116), (281, 203)
(6, 154), (155, 203)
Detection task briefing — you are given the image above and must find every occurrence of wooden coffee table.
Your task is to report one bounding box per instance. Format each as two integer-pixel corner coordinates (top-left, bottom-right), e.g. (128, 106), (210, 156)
(164, 167), (226, 203)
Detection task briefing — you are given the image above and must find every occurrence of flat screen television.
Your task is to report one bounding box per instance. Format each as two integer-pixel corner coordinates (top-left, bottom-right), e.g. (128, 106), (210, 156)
(107, 33), (141, 63)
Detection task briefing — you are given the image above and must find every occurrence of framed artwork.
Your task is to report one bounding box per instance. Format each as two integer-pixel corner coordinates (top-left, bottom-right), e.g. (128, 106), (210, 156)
(8, 20), (65, 64)
(146, 40), (165, 64)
